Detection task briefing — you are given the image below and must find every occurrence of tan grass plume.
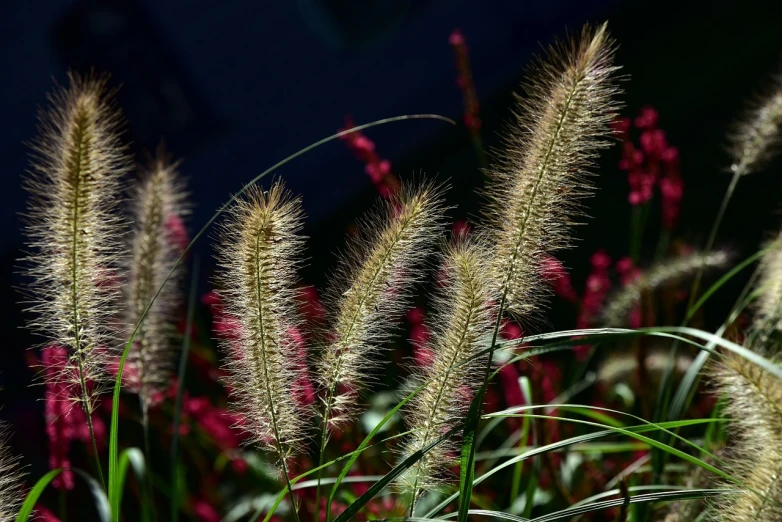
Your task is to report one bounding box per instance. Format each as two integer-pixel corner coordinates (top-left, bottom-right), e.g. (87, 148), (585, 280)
(124, 152), (190, 409)
(0, 424), (24, 522)
(751, 234), (782, 340)
(728, 65), (782, 176)
(707, 353), (782, 521)
(317, 182), (446, 437)
(485, 23), (621, 320)
(214, 181), (310, 472)
(398, 235), (496, 509)
(22, 72), (130, 413)
(600, 250), (730, 327)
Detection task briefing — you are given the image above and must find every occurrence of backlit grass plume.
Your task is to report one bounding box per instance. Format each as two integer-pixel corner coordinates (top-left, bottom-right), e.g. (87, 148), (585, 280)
(484, 22), (621, 319)
(728, 65), (782, 176)
(317, 183), (445, 437)
(398, 235), (496, 511)
(124, 153), (189, 409)
(751, 234), (782, 338)
(707, 353), (782, 521)
(22, 72), (130, 414)
(0, 424), (23, 522)
(214, 181), (310, 473)
(600, 250), (730, 327)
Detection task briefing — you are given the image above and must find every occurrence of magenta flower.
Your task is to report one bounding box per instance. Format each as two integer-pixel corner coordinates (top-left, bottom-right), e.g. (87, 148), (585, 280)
(42, 345), (106, 489)
(340, 116), (401, 197)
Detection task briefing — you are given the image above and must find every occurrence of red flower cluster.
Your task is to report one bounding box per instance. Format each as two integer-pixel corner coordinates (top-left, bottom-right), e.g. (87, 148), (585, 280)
(540, 256), (579, 303)
(42, 346), (106, 490)
(614, 107), (683, 230)
(449, 29), (481, 133)
(573, 250), (614, 360)
(181, 394), (249, 473)
(339, 117), (401, 198)
(616, 256), (643, 328)
(35, 505), (61, 522)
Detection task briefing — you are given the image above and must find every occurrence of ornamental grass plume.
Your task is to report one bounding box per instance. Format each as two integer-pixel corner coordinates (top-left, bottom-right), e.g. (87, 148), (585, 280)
(0, 424), (23, 522)
(317, 182), (446, 438)
(124, 152), (190, 410)
(707, 353), (782, 522)
(398, 235), (496, 510)
(213, 181), (311, 474)
(600, 250), (730, 327)
(728, 65), (782, 177)
(751, 234), (782, 338)
(21, 72), (130, 417)
(484, 22), (621, 320)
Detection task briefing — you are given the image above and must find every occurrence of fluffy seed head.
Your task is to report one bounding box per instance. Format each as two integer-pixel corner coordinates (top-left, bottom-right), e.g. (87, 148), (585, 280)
(214, 181), (310, 471)
(123, 152), (190, 407)
(398, 235), (496, 505)
(21, 72), (130, 413)
(600, 250), (730, 327)
(728, 66), (782, 176)
(0, 424), (24, 522)
(485, 23), (621, 319)
(752, 234), (782, 339)
(707, 353), (782, 521)
(318, 182), (446, 435)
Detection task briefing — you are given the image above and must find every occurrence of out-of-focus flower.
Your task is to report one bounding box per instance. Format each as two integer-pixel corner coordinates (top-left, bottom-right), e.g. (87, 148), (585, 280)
(540, 256), (579, 303)
(35, 505), (61, 522)
(191, 497), (221, 522)
(42, 345), (106, 490)
(449, 29), (482, 133)
(573, 250), (614, 360)
(616, 107), (684, 229)
(339, 116), (401, 198)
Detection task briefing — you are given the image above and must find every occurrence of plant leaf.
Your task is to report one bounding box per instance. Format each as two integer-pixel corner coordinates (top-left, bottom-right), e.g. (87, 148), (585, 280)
(16, 469), (62, 522)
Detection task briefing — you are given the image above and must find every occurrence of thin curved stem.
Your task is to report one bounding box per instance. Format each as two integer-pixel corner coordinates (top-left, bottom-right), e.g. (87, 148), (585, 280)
(687, 168), (742, 310)
(84, 401), (106, 491)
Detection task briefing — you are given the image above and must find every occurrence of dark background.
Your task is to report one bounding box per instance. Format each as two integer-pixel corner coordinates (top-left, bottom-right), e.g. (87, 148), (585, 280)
(2, 0), (782, 497)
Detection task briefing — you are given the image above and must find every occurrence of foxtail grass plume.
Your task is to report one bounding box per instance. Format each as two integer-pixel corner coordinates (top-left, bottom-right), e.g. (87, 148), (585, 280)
(751, 234), (782, 339)
(728, 65), (782, 176)
(318, 183), (445, 436)
(22, 72), (130, 413)
(707, 353), (782, 521)
(485, 23), (621, 319)
(124, 153), (190, 408)
(0, 424), (24, 522)
(398, 236), (496, 508)
(214, 181), (310, 472)
(600, 250), (730, 327)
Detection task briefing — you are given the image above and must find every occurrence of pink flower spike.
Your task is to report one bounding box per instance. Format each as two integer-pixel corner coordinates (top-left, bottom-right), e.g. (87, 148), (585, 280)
(590, 250), (612, 270)
(449, 28), (465, 46)
(634, 106), (659, 130)
(192, 498), (221, 522)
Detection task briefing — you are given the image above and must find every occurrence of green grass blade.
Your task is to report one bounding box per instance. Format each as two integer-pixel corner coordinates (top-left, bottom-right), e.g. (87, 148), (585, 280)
(668, 288), (760, 421)
(684, 249), (765, 323)
(422, 417), (723, 518)
(73, 468), (111, 522)
(171, 257), (199, 522)
(117, 448), (149, 522)
(332, 425), (462, 522)
(568, 484), (687, 508)
(457, 389), (482, 522)
(456, 509), (531, 522)
(528, 489), (729, 521)
(16, 469), (62, 522)
(487, 403), (727, 466)
(255, 430), (415, 522)
(412, 489), (727, 522)
(653, 326), (782, 379)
